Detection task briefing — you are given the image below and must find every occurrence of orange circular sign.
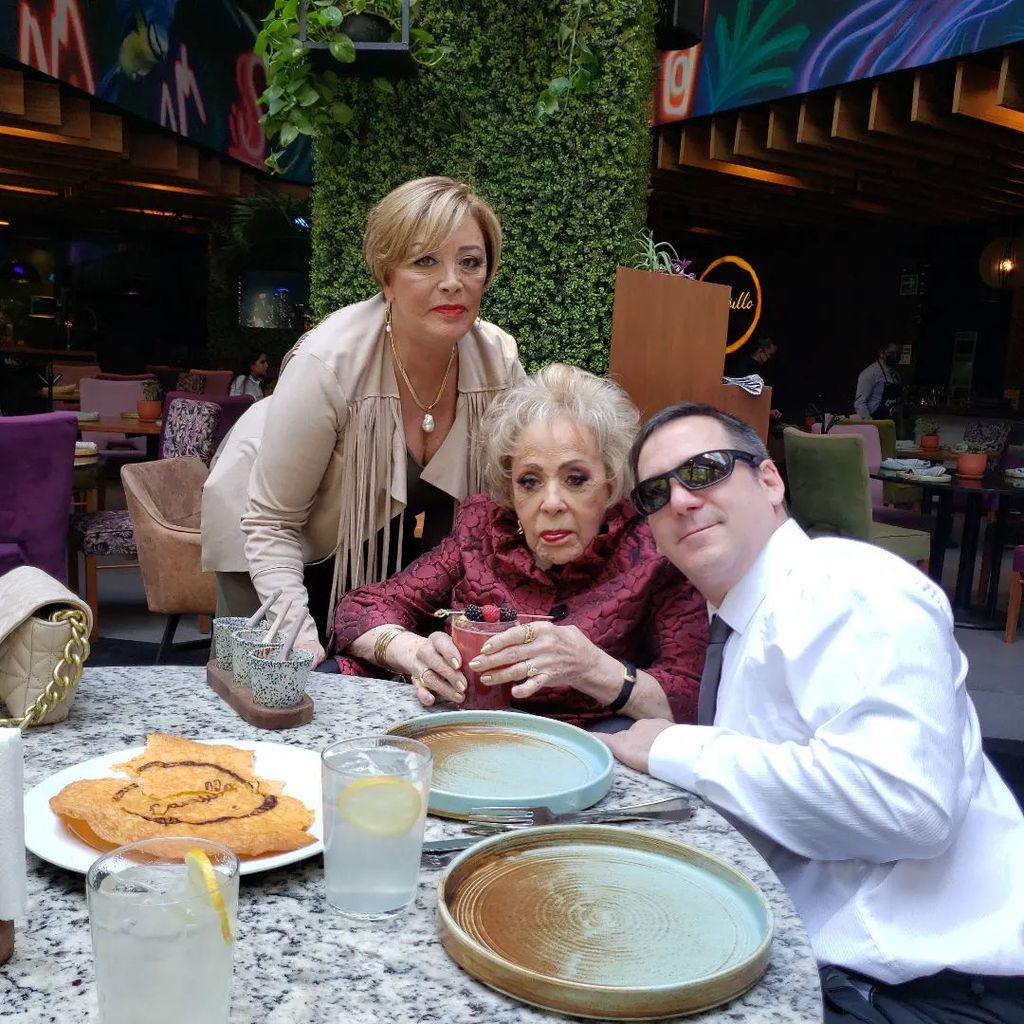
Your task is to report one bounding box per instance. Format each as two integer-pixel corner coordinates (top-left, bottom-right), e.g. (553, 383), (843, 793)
(699, 255), (763, 354)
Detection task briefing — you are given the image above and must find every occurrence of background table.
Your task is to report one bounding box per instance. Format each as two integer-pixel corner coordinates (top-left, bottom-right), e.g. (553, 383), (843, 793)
(4, 667), (823, 1023)
(876, 467), (1024, 627)
(79, 416), (162, 460)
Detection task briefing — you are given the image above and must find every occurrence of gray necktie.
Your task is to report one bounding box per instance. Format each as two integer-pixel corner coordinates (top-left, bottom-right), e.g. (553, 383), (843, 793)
(697, 615), (733, 726)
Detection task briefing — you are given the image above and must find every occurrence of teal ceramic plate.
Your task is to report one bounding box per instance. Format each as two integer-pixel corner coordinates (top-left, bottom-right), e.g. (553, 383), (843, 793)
(388, 710), (613, 819)
(437, 825), (773, 1019)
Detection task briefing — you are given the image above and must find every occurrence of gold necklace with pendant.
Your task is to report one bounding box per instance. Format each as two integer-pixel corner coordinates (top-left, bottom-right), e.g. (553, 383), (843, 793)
(389, 327), (458, 434)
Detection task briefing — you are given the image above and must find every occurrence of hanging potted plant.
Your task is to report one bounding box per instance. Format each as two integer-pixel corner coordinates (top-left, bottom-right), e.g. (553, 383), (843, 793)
(953, 442), (988, 480)
(916, 418), (940, 451)
(137, 380), (163, 422)
(256, 0), (446, 173)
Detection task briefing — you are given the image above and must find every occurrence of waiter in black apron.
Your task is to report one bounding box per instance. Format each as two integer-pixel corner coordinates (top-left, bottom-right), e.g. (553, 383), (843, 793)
(854, 343), (904, 431)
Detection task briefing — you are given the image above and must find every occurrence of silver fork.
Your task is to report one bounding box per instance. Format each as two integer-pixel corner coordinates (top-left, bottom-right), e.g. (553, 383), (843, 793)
(462, 795), (692, 832)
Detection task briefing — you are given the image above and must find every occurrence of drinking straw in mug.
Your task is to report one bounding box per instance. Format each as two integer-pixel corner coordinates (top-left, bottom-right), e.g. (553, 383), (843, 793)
(275, 614), (306, 663)
(263, 597), (294, 645)
(244, 588), (282, 629)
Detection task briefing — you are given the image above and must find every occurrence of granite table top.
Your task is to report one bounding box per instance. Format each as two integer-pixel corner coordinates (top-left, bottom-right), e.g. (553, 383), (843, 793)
(2, 666), (823, 1023)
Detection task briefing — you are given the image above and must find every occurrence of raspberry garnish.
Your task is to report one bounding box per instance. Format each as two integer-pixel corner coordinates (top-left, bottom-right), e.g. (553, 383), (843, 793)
(481, 604), (500, 623)
(465, 604), (484, 622)
(499, 605), (518, 621)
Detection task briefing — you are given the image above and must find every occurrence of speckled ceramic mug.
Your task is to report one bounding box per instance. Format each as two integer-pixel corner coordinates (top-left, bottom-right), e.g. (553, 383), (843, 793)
(213, 617), (267, 671)
(249, 647), (313, 708)
(231, 627), (282, 688)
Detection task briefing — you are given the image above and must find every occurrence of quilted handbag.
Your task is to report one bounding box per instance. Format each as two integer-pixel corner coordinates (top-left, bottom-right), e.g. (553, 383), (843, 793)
(0, 567), (91, 728)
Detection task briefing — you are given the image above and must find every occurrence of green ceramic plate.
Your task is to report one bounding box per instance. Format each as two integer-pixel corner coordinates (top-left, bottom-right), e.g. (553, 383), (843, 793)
(387, 710), (613, 819)
(437, 825), (773, 1019)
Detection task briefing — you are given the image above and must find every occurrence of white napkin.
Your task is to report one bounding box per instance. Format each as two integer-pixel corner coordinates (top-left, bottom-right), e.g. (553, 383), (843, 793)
(909, 465), (951, 477)
(722, 375), (764, 396)
(0, 729), (26, 920)
(881, 458), (931, 470)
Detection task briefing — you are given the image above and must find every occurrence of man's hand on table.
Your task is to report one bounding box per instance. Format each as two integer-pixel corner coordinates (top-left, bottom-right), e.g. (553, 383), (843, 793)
(599, 718), (673, 773)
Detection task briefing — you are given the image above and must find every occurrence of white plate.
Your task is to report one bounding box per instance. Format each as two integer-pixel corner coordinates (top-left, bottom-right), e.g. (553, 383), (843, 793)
(24, 739), (323, 876)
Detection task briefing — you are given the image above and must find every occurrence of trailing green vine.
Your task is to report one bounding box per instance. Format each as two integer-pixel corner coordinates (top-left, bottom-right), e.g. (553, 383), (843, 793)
(535, 0), (601, 121)
(255, 0), (445, 172)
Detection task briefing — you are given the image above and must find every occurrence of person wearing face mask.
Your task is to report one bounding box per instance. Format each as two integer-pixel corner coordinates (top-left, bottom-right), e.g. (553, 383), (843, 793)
(201, 177), (525, 666)
(329, 365), (708, 727)
(854, 342), (903, 422)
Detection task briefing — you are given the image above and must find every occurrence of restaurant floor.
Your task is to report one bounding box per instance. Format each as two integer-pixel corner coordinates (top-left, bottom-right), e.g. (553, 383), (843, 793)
(78, 482), (1024, 806)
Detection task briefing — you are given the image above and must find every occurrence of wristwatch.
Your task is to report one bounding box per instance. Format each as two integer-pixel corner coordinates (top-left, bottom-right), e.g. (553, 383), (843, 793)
(607, 661), (637, 713)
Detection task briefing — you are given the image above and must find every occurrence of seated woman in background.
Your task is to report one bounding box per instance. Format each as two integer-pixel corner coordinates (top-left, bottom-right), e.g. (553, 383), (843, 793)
(229, 351), (269, 399)
(330, 364), (708, 727)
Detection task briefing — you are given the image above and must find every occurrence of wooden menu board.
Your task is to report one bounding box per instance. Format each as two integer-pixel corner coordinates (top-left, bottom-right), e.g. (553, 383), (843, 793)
(609, 267), (772, 441)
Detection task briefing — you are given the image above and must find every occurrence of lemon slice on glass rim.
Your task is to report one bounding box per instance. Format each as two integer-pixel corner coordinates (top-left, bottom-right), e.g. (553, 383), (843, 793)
(336, 777), (423, 837)
(184, 847), (233, 943)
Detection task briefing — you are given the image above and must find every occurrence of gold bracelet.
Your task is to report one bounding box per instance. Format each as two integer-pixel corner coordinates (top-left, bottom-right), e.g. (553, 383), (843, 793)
(373, 626), (406, 669)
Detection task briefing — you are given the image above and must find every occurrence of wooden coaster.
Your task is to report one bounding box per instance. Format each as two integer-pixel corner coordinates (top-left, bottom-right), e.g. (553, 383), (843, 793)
(0, 919), (13, 966)
(206, 662), (314, 729)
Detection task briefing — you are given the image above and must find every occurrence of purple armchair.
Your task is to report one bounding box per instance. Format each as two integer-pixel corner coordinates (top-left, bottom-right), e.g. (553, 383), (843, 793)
(159, 391), (254, 458)
(0, 412), (77, 581)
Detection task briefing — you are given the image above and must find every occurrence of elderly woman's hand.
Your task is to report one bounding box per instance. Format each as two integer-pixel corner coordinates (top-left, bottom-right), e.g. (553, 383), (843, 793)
(467, 619), (612, 701)
(400, 631), (467, 707)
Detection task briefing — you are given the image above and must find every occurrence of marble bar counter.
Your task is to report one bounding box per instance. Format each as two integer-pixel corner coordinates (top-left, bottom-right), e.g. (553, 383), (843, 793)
(3, 667), (822, 1023)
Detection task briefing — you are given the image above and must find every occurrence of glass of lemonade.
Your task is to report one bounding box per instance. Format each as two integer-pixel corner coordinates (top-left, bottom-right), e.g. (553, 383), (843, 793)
(322, 736), (432, 919)
(86, 837), (239, 1024)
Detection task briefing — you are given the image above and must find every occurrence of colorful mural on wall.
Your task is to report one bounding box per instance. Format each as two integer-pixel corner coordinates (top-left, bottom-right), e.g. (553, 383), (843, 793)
(0, 0), (311, 181)
(654, 0), (1024, 125)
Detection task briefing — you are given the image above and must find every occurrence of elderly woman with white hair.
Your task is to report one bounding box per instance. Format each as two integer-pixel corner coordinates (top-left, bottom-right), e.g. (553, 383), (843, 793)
(202, 177), (525, 666)
(331, 364), (708, 727)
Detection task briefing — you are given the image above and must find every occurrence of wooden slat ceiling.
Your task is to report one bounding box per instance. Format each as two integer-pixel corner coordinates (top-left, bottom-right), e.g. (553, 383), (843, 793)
(0, 62), (306, 228)
(652, 46), (1024, 234)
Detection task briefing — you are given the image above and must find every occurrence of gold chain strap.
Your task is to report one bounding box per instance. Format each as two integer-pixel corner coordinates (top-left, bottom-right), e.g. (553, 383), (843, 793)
(0, 608), (90, 730)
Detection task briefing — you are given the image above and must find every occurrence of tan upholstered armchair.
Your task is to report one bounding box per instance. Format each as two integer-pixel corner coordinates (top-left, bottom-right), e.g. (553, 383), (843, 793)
(121, 458), (216, 663)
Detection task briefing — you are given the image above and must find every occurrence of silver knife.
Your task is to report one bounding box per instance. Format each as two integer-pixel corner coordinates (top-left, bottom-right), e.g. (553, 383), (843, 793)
(422, 836), (482, 855)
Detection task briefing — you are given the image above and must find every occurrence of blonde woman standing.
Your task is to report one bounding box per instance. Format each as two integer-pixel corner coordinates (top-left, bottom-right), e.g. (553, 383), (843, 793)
(202, 177), (524, 665)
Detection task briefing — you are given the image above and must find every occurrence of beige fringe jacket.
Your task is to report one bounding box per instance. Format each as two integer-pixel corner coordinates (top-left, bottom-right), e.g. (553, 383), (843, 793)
(201, 294), (524, 646)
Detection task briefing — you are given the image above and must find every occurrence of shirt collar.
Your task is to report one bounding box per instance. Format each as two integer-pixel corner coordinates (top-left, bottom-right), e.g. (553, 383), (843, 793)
(715, 518), (808, 634)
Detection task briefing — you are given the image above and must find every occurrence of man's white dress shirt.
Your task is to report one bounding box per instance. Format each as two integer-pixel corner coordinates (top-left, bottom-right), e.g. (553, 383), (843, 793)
(649, 519), (1024, 984)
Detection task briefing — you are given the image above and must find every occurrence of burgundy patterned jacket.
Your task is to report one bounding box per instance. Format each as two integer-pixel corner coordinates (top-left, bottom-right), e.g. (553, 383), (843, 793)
(330, 494), (707, 726)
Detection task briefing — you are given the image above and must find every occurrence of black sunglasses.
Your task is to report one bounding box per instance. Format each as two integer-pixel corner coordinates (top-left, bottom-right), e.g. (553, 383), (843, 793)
(631, 449), (762, 516)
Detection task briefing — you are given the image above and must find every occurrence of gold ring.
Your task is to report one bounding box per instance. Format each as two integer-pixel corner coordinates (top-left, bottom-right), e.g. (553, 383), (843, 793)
(527, 662), (539, 677)
(522, 623), (536, 645)
(416, 667), (430, 686)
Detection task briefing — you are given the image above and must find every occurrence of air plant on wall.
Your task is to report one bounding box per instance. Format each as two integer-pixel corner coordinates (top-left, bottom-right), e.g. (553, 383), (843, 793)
(630, 230), (698, 278)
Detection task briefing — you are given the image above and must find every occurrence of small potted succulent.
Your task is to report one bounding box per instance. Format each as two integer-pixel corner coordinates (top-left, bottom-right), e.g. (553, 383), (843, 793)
(137, 380), (163, 421)
(917, 419), (940, 451)
(953, 442), (989, 479)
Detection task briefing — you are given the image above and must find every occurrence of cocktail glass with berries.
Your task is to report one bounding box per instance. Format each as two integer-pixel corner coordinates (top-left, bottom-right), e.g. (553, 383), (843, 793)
(450, 603), (518, 711)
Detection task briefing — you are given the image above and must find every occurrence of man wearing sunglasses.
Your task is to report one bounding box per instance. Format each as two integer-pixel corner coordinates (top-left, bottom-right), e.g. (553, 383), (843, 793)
(603, 402), (1024, 1024)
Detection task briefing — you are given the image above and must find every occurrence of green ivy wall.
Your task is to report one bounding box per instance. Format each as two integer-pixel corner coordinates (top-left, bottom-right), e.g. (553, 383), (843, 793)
(311, 0), (657, 373)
